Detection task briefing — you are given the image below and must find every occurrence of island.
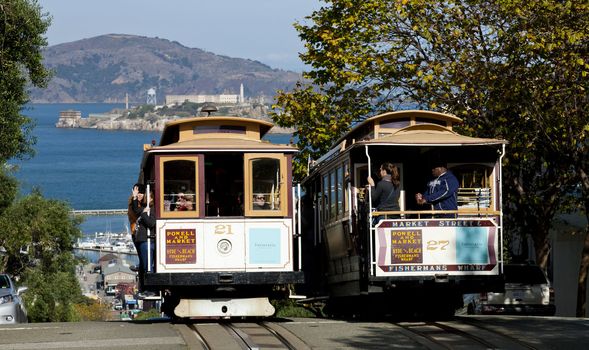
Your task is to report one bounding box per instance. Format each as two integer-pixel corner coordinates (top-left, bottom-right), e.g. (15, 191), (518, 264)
(56, 101), (291, 133)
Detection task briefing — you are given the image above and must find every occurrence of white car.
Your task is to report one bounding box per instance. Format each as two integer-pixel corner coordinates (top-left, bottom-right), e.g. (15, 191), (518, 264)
(0, 274), (28, 324)
(465, 264), (555, 316)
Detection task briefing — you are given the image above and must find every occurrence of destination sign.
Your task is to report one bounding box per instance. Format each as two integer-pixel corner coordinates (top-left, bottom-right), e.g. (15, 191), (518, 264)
(375, 219), (498, 276)
(165, 228), (197, 264)
(390, 230), (422, 264)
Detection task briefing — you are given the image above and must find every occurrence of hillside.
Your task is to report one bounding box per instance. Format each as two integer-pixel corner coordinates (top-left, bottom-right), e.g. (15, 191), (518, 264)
(30, 34), (301, 103)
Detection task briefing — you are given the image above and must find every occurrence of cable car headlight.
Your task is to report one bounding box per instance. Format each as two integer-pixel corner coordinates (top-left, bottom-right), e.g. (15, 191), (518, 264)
(217, 239), (232, 255)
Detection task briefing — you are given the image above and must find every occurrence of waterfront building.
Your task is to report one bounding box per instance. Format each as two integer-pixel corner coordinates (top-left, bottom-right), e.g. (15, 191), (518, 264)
(102, 263), (136, 290)
(55, 110), (81, 128)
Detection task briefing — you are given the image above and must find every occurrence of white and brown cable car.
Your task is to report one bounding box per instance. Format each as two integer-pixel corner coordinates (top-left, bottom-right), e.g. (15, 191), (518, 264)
(300, 110), (507, 317)
(136, 115), (303, 318)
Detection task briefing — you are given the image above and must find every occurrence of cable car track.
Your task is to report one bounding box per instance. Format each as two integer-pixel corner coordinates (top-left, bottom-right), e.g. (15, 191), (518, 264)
(458, 317), (539, 350)
(181, 318), (541, 349)
(185, 321), (308, 350)
(393, 320), (538, 350)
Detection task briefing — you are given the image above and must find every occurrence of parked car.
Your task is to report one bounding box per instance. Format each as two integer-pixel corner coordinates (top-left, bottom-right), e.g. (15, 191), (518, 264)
(465, 264), (555, 316)
(0, 273), (28, 324)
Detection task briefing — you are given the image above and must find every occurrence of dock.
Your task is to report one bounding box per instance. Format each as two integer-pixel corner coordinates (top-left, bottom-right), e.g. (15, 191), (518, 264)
(71, 209), (127, 216)
(74, 246), (137, 256)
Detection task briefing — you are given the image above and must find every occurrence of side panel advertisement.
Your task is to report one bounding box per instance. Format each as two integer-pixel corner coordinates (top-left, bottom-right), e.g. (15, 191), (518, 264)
(155, 219), (292, 272)
(165, 228), (197, 264)
(375, 219), (498, 277)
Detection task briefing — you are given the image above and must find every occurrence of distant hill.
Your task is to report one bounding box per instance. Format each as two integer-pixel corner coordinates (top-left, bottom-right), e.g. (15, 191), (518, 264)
(30, 34), (301, 103)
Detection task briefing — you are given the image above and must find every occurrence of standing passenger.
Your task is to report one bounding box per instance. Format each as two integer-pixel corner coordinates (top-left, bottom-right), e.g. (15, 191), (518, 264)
(127, 183), (144, 236)
(415, 161), (459, 217)
(367, 162), (401, 222)
(132, 187), (156, 297)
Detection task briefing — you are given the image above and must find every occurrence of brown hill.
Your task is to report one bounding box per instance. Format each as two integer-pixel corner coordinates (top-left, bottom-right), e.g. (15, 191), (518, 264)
(30, 34), (301, 103)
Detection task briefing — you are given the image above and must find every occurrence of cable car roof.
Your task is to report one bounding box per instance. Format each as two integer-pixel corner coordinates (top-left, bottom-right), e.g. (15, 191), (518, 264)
(147, 137), (297, 153)
(358, 123), (507, 146)
(333, 110), (506, 148)
(159, 116), (275, 146)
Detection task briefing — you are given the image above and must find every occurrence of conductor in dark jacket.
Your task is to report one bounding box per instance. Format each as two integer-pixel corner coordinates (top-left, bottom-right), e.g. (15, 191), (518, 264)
(415, 161), (459, 218)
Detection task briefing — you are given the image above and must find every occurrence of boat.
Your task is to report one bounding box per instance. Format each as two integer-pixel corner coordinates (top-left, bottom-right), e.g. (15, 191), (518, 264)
(74, 232), (137, 255)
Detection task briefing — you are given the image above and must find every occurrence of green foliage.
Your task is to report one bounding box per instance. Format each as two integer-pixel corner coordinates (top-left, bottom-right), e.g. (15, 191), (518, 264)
(23, 268), (83, 322)
(0, 0), (51, 162)
(275, 0), (589, 269)
(133, 308), (162, 320)
(73, 298), (111, 321)
(272, 83), (371, 180)
(126, 104), (156, 119)
(0, 0), (92, 322)
(159, 101), (202, 117)
(272, 299), (317, 318)
(0, 166), (18, 215)
(0, 190), (84, 322)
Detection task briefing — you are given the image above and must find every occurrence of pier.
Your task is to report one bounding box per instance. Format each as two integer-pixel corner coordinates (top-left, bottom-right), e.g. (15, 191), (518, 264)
(71, 209), (127, 216)
(74, 246), (137, 256)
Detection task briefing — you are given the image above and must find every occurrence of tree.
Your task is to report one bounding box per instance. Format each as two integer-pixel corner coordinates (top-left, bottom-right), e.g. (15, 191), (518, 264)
(0, 166), (18, 214)
(0, 0), (51, 162)
(272, 0), (589, 313)
(73, 298), (111, 321)
(0, 191), (84, 321)
(0, 1), (88, 321)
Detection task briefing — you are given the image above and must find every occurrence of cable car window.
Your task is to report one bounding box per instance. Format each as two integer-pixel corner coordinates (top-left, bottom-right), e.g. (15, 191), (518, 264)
(252, 158), (280, 210)
(323, 174), (329, 222)
(158, 156), (199, 218)
(343, 161), (349, 213)
(205, 153), (244, 217)
(380, 118), (410, 129)
(193, 125), (246, 134)
(337, 166), (344, 216)
(415, 117), (447, 127)
(330, 171), (337, 219)
(244, 153), (288, 216)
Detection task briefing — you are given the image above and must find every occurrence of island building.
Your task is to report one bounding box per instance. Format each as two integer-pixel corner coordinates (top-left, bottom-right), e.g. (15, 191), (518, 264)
(165, 83), (245, 105)
(56, 110), (82, 128)
(147, 88), (157, 105)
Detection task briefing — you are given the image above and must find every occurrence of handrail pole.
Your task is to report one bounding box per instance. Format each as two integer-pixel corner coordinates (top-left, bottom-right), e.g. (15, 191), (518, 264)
(364, 145), (375, 274)
(146, 184), (151, 273)
(296, 184), (302, 271)
(499, 144), (506, 274)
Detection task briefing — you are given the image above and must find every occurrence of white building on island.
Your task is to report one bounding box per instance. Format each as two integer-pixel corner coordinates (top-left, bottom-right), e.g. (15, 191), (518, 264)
(165, 84), (245, 105)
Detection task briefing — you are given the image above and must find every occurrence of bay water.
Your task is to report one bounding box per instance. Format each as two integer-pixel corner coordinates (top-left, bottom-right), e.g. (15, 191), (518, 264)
(13, 103), (160, 236)
(13, 103), (290, 237)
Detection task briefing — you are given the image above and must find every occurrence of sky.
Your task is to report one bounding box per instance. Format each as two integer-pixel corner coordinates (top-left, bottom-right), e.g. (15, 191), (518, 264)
(37, 0), (323, 72)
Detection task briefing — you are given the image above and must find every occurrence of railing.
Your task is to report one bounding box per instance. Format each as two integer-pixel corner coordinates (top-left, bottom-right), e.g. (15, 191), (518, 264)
(372, 209), (501, 219)
(70, 209), (127, 216)
(457, 187), (492, 208)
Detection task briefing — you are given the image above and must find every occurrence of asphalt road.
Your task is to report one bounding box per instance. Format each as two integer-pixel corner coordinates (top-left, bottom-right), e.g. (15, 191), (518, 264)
(1, 316), (589, 350)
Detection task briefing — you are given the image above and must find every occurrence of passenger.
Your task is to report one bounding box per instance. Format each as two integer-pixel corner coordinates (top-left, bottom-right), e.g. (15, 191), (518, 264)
(184, 192), (195, 211)
(176, 192), (194, 211)
(415, 161), (459, 218)
(132, 188), (156, 297)
(163, 194), (172, 211)
(253, 193), (270, 210)
(127, 183), (144, 236)
(168, 192), (177, 211)
(367, 162), (401, 222)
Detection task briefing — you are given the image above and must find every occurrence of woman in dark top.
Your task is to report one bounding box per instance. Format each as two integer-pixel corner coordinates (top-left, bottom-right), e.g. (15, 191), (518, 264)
(131, 186), (156, 296)
(128, 183), (144, 237)
(367, 162), (401, 220)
